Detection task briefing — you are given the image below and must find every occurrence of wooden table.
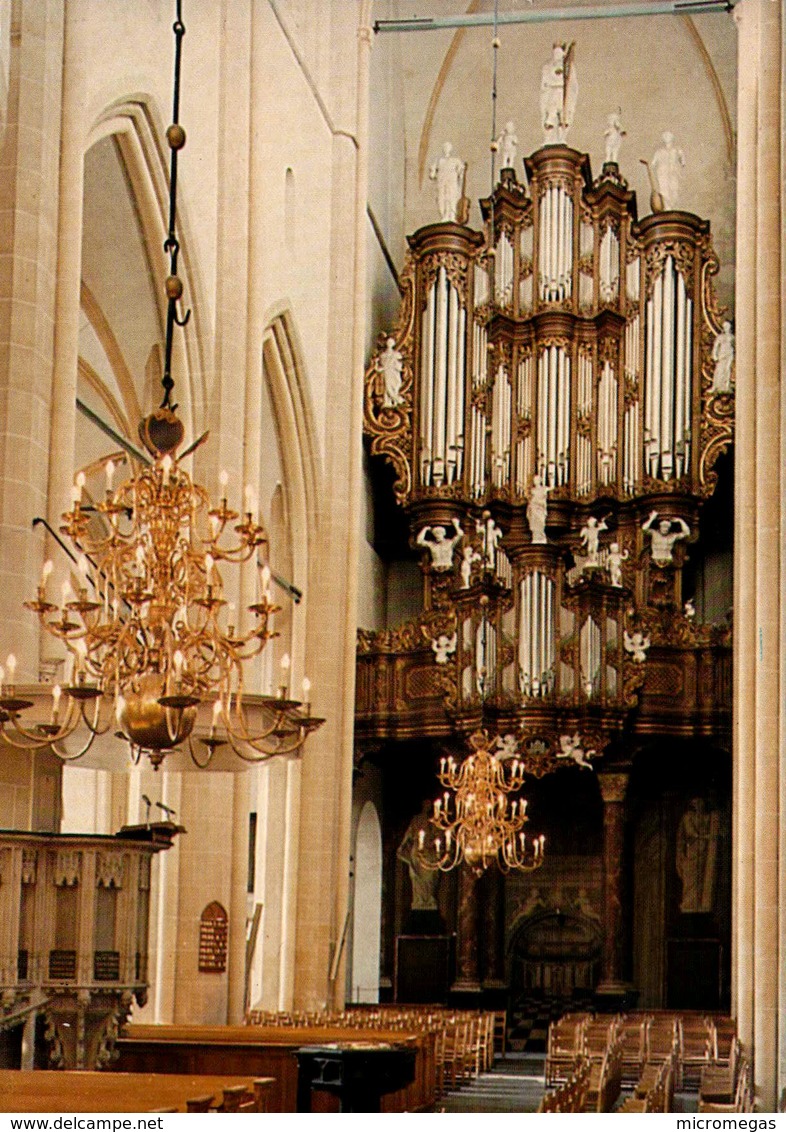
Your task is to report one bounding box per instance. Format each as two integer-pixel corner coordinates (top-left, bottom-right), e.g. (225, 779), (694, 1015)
(0, 1069), (274, 1113)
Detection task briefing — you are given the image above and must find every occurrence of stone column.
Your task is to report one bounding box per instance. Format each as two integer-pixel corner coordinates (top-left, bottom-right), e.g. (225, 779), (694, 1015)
(292, 0), (373, 1011)
(481, 867), (506, 991)
(731, 0), (784, 1112)
(452, 865), (481, 996)
(597, 772), (629, 997)
(0, 0), (64, 680)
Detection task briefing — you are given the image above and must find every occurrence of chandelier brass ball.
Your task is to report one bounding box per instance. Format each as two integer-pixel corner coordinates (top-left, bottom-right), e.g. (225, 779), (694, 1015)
(119, 673), (197, 757)
(165, 275), (183, 300)
(166, 123), (186, 150)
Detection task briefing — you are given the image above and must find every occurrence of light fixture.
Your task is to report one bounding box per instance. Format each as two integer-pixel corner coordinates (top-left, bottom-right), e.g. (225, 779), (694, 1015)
(0, 2), (323, 769)
(422, 730), (545, 874)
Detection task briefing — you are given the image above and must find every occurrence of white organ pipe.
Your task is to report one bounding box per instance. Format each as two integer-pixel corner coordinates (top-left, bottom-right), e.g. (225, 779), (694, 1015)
(433, 267), (448, 472)
(556, 189), (563, 297)
(684, 301), (693, 463)
(660, 258), (674, 478)
(674, 272), (686, 478)
(651, 274), (663, 476)
(446, 283), (459, 482)
(421, 283), (435, 484)
(455, 308), (466, 479)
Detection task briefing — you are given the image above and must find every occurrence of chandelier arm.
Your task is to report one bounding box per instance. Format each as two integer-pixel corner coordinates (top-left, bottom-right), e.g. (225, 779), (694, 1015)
(223, 732), (277, 764)
(187, 735), (215, 769)
(49, 728), (100, 762)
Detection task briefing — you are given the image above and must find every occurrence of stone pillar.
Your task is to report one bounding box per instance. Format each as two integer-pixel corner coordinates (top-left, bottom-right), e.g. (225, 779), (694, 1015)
(0, 0), (64, 680)
(292, 0), (373, 1011)
(597, 772), (630, 998)
(731, 0), (784, 1111)
(481, 868), (506, 991)
(452, 865), (481, 996)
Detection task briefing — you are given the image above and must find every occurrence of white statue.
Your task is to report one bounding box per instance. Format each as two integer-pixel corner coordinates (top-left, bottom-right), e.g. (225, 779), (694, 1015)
(476, 514), (503, 569)
(580, 516), (608, 566)
(416, 518), (463, 571)
(460, 544), (481, 589)
(642, 511), (690, 565)
(650, 132), (685, 211)
(557, 732), (595, 770)
(624, 629), (651, 663)
(527, 475), (550, 544)
(540, 43), (578, 144)
(684, 598), (696, 621)
(606, 541), (629, 588)
(397, 804), (440, 911)
(431, 632), (457, 665)
(378, 337), (403, 407)
(711, 321), (735, 393)
(604, 109), (626, 165)
(495, 733), (519, 759)
(429, 142), (466, 224)
(497, 120), (518, 171)
(676, 797), (720, 914)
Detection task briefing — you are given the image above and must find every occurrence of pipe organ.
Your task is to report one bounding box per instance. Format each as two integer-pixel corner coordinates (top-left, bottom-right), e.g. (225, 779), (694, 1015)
(361, 143), (733, 770)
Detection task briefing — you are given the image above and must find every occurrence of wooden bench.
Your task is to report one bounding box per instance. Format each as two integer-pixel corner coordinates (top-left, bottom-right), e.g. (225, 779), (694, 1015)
(116, 1023), (432, 1112)
(0, 1069), (273, 1113)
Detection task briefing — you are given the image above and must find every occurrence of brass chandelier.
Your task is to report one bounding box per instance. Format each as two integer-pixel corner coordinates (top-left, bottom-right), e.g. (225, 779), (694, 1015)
(422, 731), (545, 875)
(0, 2), (323, 769)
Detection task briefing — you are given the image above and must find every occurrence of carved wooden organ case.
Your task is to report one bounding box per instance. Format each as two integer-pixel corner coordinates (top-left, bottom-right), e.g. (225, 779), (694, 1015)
(359, 146), (733, 772)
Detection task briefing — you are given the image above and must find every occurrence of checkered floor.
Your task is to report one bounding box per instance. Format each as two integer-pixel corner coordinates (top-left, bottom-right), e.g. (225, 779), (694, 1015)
(507, 993), (594, 1052)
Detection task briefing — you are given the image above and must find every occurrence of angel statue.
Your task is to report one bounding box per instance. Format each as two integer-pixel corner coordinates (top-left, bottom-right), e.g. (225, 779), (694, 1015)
(540, 43), (578, 144)
(431, 632), (457, 665)
(556, 733), (595, 770)
(624, 629), (651, 664)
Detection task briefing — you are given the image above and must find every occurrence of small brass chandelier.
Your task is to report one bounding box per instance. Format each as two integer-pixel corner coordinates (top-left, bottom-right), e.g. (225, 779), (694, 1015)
(0, 2), (323, 769)
(422, 731), (545, 875)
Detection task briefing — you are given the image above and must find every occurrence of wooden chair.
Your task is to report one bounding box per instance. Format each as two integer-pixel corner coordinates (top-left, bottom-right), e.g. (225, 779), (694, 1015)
(700, 1058), (752, 1113)
(545, 1014), (588, 1086)
(220, 1084), (251, 1112)
(186, 1095), (215, 1113)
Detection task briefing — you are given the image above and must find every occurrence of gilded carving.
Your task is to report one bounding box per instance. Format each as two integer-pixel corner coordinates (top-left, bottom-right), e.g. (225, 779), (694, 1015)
(644, 240), (695, 297)
(362, 260), (416, 506)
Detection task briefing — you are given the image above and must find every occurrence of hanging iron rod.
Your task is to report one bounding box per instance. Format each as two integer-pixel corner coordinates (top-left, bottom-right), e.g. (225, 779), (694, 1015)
(374, 1), (735, 34)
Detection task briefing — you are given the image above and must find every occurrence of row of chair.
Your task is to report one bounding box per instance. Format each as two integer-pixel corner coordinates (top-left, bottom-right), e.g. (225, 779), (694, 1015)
(246, 1005), (504, 1100)
(546, 1010), (737, 1096)
(538, 1059), (591, 1112)
(699, 1038), (753, 1112)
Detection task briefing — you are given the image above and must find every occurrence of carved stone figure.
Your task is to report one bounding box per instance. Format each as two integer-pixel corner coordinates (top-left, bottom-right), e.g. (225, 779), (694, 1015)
(397, 803), (440, 911)
(556, 732), (594, 770)
(497, 120), (518, 171)
(416, 518), (463, 571)
(711, 321), (735, 393)
(460, 544), (481, 589)
(476, 514), (503, 569)
(684, 598), (696, 620)
(606, 541), (629, 587)
(431, 632), (457, 665)
(527, 474), (550, 544)
(429, 142), (466, 223)
(378, 337), (403, 407)
(540, 43), (578, 143)
(642, 511), (690, 565)
(580, 516), (608, 566)
(624, 629), (651, 663)
(604, 109), (626, 165)
(676, 797), (720, 914)
(650, 132), (685, 211)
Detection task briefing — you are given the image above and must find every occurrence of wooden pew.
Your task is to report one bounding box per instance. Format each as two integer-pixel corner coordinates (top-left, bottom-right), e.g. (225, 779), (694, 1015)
(0, 1069), (272, 1113)
(116, 1023), (432, 1112)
